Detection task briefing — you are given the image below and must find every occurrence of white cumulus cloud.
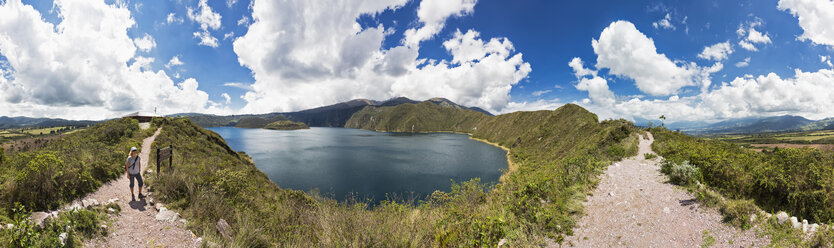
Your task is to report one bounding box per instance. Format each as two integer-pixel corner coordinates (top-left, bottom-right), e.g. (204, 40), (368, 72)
(652, 13), (675, 30)
(0, 0), (229, 119)
(233, 0), (531, 114)
(735, 57), (751, 67)
(221, 93), (231, 104)
(568, 20), (834, 123)
(187, 0), (221, 47)
(531, 90), (551, 97)
(133, 33), (156, 52)
(166, 55), (184, 68)
(778, 0), (834, 47)
(592, 21), (716, 96)
(403, 0), (477, 47)
(697, 41), (733, 61)
(166, 13), (183, 24)
(193, 30), (219, 47)
(736, 20), (771, 51)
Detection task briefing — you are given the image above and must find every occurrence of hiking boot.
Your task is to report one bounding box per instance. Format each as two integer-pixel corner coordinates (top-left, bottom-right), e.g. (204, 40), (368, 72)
(138, 193), (145, 198)
(131, 194), (135, 202)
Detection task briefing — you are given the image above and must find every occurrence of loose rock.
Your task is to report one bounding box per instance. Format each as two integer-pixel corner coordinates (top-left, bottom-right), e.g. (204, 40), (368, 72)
(217, 218), (232, 241)
(802, 219), (809, 233)
(155, 207), (180, 222)
(30, 211), (50, 228)
(59, 232), (67, 246)
(776, 211), (789, 225)
(809, 223), (819, 233)
(790, 217), (800, 229)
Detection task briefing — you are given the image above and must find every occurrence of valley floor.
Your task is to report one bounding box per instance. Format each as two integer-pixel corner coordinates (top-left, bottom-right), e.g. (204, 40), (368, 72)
(558, 133), (770, 247)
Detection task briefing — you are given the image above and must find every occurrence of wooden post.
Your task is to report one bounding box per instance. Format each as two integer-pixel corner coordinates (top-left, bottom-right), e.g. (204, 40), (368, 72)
(168, 145), (173, 170)
(156, 145), (174, 176)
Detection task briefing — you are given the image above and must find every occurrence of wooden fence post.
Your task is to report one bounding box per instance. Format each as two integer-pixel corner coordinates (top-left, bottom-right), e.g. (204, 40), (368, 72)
(156, 145), (174, 177)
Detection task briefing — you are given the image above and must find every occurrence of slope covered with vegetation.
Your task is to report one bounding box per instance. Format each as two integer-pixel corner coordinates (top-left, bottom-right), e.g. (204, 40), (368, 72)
(651, 128), (834, 224)
(345, 101), (486, 132)
(0, 118), (154, 246)
(263, 120), (309, 130)
(234, 116), (289, 128)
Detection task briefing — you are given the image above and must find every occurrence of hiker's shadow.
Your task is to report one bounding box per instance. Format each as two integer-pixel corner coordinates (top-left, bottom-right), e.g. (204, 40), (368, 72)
(129, 198), (147, 211)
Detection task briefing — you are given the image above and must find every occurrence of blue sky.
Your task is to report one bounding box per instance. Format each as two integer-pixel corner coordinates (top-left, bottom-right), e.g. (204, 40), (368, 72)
(0, 0), (833, 123)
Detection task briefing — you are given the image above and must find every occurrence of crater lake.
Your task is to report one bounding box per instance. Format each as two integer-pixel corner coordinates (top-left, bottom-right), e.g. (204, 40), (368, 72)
(208, 127), (508, 204)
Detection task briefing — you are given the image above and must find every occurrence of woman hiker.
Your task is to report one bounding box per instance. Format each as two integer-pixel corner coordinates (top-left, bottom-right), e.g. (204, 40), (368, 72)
(126, 147), (144, 201)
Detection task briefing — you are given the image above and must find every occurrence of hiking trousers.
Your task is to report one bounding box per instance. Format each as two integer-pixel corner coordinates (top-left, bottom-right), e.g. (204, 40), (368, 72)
(129, 173), (143, 188)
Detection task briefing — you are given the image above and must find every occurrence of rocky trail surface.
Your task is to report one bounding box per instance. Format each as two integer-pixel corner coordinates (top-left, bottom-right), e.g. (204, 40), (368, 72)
(77, 126), (201, 247)
(558, 132), (769, 247)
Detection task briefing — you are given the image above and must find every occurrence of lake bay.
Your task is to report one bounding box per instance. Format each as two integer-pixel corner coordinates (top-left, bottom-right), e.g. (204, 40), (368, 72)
(208, 127), (508, 203)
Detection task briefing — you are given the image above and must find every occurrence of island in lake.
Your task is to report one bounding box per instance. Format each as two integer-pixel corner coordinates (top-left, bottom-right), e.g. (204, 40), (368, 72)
(263, 120), (310, 130)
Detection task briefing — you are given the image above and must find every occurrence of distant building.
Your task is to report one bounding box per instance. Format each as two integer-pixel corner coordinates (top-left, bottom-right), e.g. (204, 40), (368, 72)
(123, 112), (157, 123)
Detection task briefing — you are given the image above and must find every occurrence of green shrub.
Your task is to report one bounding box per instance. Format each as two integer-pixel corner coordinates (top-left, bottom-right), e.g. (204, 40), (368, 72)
(661, 160), (701, 186)
(651, 127), (834, 224)
(644, 153), (657, 160)
(0, 202), (108, 247)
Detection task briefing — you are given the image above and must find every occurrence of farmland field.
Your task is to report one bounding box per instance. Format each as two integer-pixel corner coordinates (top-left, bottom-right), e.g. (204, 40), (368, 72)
(705, 129), (834, 147)
(22, 126), (67, 135)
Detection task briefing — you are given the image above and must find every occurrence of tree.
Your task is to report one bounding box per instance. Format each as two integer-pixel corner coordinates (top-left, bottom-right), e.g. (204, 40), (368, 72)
(659, 115), (666, 127)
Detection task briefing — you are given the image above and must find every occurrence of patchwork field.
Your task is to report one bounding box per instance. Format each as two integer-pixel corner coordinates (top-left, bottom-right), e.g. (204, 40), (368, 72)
(705, 129), (834, 147)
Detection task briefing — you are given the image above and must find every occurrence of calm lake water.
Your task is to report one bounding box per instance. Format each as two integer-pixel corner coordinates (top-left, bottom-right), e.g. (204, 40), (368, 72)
(208, 127), (508, 203)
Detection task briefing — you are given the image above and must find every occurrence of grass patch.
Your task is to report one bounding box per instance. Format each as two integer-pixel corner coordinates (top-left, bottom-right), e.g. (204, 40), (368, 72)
(644, 153), (657, 160)
(701, 230), (715, 247)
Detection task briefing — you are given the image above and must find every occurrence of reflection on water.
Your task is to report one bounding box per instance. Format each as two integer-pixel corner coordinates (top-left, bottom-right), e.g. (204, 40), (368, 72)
(208, 127), (508, 204)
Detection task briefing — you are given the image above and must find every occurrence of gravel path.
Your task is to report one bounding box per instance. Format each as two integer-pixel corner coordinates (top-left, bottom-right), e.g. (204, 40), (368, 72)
(82, 127), (201, 248)
(558, 132), (770, 247)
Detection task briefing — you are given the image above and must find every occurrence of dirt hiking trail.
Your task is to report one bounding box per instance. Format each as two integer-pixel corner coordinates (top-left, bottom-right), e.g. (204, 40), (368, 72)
(559, 132), (769, 247)
(80, 126), (200, 247)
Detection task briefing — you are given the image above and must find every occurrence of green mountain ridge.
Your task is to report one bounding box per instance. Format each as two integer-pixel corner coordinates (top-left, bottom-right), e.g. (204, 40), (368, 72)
(176, 97), (494, 128)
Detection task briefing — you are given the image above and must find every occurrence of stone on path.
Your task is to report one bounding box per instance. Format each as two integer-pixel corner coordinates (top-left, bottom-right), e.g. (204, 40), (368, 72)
(155, 207), (180, 222)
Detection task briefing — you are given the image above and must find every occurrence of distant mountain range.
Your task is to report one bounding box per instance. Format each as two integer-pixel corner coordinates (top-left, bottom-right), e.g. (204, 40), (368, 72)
(670, 115), (834, 135)
(0, 116), (98, 129)
(6, 98), (832, 136)
(173, 97), (494, 128)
